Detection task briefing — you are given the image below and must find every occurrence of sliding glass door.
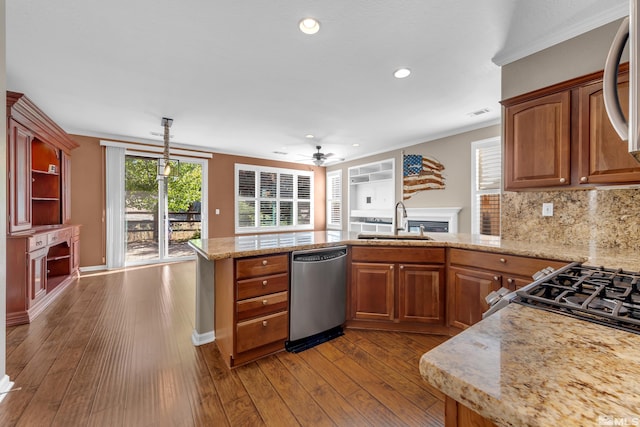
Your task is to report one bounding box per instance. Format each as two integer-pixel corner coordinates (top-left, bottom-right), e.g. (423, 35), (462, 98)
(124, 155), (203, 265)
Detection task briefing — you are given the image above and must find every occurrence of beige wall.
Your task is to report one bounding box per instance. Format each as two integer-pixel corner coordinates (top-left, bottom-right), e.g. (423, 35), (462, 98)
(328, 124), (501, 234)
(502, 19), (626, 99)
(70, 135), (326, 267)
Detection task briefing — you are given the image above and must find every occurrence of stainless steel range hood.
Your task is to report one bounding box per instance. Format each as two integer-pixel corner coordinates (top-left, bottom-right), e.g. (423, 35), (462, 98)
(604, 2), (640, 162)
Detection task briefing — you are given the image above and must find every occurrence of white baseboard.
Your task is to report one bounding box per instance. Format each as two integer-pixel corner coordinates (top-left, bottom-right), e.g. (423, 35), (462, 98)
(191, 329), (215, 346)
(79, 265), (108, 273)
(0, 375), (15, 403)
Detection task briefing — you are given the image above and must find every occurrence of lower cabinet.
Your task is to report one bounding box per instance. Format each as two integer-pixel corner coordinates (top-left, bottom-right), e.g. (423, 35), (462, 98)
(6, 224), (80, 326)
(447, 249), (569, 331)
(214, 253), (290, 369)
(445, 396), (497, 427)
(348, 246), (446, 333)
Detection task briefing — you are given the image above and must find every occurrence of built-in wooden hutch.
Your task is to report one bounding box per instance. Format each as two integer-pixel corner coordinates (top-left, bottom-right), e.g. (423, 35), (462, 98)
(6, 91), (80, 326)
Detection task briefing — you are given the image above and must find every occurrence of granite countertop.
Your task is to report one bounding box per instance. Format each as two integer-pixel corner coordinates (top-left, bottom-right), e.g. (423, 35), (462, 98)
(419, 303), (640, 426)
(188, 230), (640, 271)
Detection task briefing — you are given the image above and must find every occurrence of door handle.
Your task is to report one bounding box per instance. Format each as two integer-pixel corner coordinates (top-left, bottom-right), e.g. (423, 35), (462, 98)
(603, 16), (629, 141)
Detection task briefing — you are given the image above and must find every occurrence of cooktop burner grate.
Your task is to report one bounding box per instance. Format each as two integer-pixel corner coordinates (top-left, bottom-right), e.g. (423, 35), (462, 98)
(514, 265), (640, 335)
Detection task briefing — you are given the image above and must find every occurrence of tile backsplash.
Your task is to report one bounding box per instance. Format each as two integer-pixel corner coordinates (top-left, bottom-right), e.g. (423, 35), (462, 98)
(501, 187), (640, 250)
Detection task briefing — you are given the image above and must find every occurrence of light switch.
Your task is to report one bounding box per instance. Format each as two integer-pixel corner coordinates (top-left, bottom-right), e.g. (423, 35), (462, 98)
(542, 203), (553, 217)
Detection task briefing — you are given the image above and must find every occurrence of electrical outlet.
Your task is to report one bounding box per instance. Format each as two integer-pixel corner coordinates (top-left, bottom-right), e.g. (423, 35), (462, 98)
(215, 208), (220, 215)
(542, 203), (553, 217)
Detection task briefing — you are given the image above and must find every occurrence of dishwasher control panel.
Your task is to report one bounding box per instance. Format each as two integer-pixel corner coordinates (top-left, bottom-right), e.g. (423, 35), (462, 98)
(292, 247), (347, 263)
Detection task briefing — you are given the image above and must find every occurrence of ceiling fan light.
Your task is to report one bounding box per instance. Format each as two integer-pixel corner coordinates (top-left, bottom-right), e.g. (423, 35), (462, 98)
(299, 18), (320, 35)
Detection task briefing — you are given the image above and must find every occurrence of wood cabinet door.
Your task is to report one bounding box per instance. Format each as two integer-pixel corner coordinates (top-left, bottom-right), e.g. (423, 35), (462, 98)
(62, 151), (72, 224)
(8, 120), (33, 232)
(504, 91), (571, 189)
(578, 73), (640, 184)
(28, 247), (48, 304)
(447, 267), (501, 330)
(398, 264), (445, 324)
(350, 262), (394, 321)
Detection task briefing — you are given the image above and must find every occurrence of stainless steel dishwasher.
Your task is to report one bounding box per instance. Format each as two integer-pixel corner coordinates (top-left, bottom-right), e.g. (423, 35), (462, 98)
(286, 245), (348, 353)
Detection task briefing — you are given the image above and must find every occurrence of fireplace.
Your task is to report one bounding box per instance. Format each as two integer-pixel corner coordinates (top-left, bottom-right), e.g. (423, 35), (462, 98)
(405, 208), (461, 233)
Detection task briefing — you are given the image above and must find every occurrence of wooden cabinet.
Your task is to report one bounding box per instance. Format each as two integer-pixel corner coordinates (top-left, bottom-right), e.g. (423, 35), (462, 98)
(447, 249), (568, 331)
(8, 119), (33, 233)
(504, 91), (571, 190)
(578, 71), (640, 184)
(214, 253), (289, 368)
(502, 64), (640, 190)
(348, 246), (446, 333)
(6, 91), (80, 325)
(445, 396), (497, 427)
(6, 225), (80, 326)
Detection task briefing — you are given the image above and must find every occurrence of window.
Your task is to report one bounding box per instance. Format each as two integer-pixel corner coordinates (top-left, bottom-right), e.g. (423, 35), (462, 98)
(326, 170), (342, 229)
(235, 164), (314, 233)
(471, 137), (501, 236)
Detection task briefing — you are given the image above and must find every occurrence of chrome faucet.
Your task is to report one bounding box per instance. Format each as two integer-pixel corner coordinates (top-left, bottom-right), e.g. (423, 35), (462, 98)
(394, 201), (407, 235)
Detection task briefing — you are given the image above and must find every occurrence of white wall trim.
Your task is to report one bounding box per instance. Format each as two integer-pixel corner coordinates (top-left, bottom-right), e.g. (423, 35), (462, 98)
(0, 375), (14, 403)
(492, 3), (628, 66)
(405, 207), (461, 233)
(191, 329), (215, 346)
(79, 265), (108, 273)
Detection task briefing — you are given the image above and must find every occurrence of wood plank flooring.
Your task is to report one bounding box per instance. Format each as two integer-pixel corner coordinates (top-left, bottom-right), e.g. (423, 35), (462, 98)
(2, 261), (448, 426)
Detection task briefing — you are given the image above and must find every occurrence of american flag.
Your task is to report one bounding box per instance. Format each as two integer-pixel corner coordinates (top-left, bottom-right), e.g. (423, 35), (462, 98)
(402, 154), (445, 199)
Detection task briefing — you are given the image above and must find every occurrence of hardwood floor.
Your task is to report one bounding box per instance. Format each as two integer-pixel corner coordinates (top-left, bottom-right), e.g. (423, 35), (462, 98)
(2, 261), (448, 426)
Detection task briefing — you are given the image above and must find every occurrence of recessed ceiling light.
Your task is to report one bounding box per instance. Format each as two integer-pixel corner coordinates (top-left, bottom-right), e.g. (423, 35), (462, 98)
(352, 143), (360, 147)
(305, 134), (315, 139)
(393, 68), (411, 79)
(299, 18), (320, 35)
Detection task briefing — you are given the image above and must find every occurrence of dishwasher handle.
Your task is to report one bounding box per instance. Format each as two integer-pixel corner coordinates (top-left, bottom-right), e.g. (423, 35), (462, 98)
(292, 246), (347, 263)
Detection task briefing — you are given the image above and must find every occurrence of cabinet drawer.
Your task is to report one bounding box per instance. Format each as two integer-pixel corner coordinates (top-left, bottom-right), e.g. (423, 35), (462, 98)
(29, 234), (48, 252)
(236, 311), (288, 353)
(48, 228), (71, 246)
(236, 254), (289, 279)
(351, 246), (445, 264)
(237, 291), (288, 321)
(237, 272), (289, 300)
(449, 249), (568, 276)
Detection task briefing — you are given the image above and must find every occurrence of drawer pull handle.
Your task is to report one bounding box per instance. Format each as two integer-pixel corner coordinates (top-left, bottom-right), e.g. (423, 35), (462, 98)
(262, 320), (268, 327)
(499, 258), (506, 263)
(262, 260), (268, 266)
(262, 299), (268, 305)
(262, 280), (268, 286)
(36, 241), (42, 246)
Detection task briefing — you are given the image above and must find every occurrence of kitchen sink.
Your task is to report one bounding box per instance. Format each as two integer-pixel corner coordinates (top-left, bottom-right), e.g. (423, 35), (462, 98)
(357, 232), (434, 241)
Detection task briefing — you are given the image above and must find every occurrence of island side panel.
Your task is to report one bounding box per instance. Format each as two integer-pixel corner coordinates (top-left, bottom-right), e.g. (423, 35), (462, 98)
(192, 252), (215, 345)
(214, 257), (234, 365)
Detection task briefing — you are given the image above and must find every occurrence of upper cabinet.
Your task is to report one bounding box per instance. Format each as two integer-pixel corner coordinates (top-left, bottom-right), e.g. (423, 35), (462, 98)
(6, 91), (79, 233)
(502, 64), (640, 190)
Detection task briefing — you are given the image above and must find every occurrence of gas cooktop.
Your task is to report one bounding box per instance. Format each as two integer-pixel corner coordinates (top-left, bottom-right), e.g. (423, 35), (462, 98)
(514, 263), (640, 335)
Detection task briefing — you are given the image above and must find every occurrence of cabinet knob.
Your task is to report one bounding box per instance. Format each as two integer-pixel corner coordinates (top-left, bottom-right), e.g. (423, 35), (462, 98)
(262, 280), (268, 286)
(507, 278), (514, 284)
(262, 299), (268, 305)
(580, 176), (588, 183)
(262, 320), (268, 327)
(559, 177), (566, 183)
(390, 265), (394, 270)
(399, 265), (404, 270)
(262, 260), (268, 266)
(499, 258), (506, 263)
(493, 276), (499, 281)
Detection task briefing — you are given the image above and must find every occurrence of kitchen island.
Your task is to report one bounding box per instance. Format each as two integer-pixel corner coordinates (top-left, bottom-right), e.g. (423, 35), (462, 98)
(188, 229), (640, 346)
(419, 303), (640, 426)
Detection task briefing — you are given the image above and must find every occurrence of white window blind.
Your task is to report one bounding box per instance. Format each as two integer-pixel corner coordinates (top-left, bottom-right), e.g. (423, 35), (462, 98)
(471, 138), (501, 236)
(326, 170), (342, 229)
(235, 164), (314, 233)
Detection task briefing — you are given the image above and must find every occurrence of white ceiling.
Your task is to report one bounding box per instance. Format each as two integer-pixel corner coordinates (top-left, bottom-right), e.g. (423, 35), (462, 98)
(6, 0), (627, 165)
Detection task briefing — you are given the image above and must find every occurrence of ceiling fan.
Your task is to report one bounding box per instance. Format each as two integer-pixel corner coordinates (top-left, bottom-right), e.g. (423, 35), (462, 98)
(310, 145), (334, 166)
